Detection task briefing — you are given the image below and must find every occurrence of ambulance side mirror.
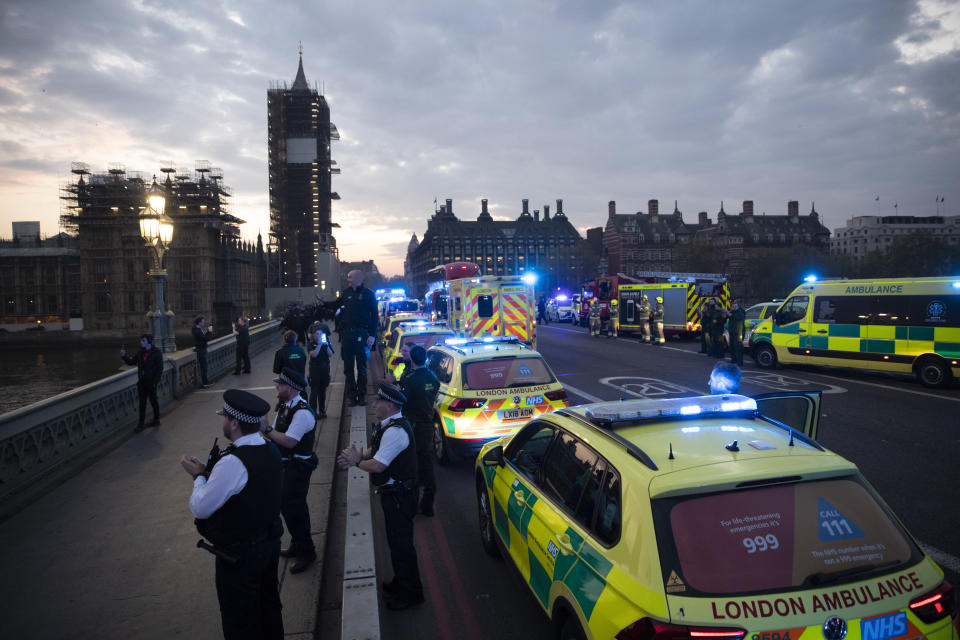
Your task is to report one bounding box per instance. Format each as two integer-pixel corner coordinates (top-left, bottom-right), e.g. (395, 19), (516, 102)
(482, 444), (504, 467)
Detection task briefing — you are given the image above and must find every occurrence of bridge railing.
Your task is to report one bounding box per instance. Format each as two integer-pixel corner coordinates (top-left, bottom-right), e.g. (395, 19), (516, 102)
(0, 320), (280, 512)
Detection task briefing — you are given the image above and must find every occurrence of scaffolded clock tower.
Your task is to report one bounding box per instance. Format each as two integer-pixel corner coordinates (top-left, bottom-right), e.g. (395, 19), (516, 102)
(267, 49), (340, 288)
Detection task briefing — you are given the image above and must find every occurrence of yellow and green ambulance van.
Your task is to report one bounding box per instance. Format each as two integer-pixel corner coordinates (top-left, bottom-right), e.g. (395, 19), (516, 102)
(749, 277), (960, 387)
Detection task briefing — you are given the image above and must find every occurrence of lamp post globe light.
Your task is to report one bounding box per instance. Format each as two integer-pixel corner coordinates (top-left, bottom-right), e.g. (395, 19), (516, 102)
(139, 178), (177, 353)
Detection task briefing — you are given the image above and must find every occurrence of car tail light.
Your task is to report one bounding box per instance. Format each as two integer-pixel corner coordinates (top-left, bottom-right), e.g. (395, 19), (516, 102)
(545, 389), (568, 401)
(617, 619), (746, 640)
(449, 398), (486, 412)
(909, 580), (955, 624)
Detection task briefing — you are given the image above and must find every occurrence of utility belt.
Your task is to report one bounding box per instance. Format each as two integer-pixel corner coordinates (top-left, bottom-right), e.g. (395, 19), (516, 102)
(374, 479), (416, 495)
(196, 522), (280, 565)
(282, 452), (319, 470)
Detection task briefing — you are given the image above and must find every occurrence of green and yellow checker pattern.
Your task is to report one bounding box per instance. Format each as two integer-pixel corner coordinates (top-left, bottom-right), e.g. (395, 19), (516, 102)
(479, 454), (663, 640)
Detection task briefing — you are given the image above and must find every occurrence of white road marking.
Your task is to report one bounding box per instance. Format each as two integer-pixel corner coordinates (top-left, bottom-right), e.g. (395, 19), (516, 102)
(558, 382), (603, 403)
(741, 371), (847, 395)
(795, 371), (960, 403)
(599, 376), (703, 397)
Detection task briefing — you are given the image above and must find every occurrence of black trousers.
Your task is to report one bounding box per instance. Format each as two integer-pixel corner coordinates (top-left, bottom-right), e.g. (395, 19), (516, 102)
(710, 331), (724, 358)
(380, 489), (422, 597)
(341, 333), (369, 400)
(281, 459), (315, 558)
(413, 423), (435, 510)
(308, 369), (330, 415)
(730, 338), (744, 366)
(214, 538), (283, 640)
(137, 380), (159, 425)
(235, 342), (250, 373)
(197, 348), (210, 385)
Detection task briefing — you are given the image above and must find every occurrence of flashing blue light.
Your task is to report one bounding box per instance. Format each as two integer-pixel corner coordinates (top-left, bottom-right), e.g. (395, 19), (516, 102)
(721, 401), (741, 412)
(482, 336), (495, 342)
(521, 272), (538, 285)
(445, 338), (468, 345)
(680, 405), (702, 415)
(803, 274), (817, 283)
(555, 294), (569, 302)
(953, 281), (960, 289)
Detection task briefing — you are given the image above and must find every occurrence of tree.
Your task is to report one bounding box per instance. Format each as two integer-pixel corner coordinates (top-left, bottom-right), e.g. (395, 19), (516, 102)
(857, 232), (957, 277)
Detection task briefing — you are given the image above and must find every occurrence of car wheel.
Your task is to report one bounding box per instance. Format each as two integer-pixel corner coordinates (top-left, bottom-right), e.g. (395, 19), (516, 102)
(476, 475), (500, 558)
(754, 343), (778, 369)
(433, 419), (455, 465)
(916, 357), (951, 388)
(558, 614), (587, 640)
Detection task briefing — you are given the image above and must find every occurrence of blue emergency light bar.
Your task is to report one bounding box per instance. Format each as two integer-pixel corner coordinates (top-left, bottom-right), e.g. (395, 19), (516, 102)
(398, 321), (447, 329)
(584, 394), (758, 424)
(445, 335), (521, 347)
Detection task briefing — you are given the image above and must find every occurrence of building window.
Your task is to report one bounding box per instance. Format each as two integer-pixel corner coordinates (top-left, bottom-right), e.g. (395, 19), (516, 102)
(6, 297), (15, 314)
(26, 297), (36, 314)
(182, 292), (196, 311)
(96, 293), (112, 313)
(47, 295), (58, 313)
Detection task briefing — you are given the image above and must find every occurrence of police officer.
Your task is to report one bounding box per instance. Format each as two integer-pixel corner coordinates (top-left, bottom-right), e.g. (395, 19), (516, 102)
(180, 389), (283, 640)
(699, 301), (711, 354)
(326, 269), (379, 406)
(588, 299), (601, 337)
(727, 300), (746, 366)
(398, 345), (440, 516)
(262, 368), (318, 574)
(337, 384), (423, 610)
(652, 296), (665, 344)
(637, 295), (651, 343)
(709, 300), (726, 358)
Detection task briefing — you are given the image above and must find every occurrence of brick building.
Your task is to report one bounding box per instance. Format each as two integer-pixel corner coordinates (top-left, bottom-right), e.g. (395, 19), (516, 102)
(405, 198), (587, 297)
(601, 199), (698, 276)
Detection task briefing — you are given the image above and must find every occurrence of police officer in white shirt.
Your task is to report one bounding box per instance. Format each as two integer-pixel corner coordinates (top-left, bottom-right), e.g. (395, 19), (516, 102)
(180, 389), (283, 640)
(261, 367), (318, 574)
(337, 383), (423, 610)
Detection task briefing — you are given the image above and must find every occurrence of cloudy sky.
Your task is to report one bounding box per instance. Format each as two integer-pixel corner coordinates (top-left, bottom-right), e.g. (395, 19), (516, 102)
(1, 0), (958, 275)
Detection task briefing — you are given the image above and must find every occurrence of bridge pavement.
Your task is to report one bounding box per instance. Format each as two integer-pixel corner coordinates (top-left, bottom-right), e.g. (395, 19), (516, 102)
(0, 335), (343, 640)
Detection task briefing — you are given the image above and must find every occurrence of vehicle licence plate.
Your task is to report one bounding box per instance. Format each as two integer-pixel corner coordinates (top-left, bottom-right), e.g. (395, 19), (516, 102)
(499, 407), (535, 421)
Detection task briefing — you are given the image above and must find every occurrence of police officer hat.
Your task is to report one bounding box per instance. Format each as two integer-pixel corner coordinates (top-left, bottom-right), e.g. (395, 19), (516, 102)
(216, 389), (270, 424)
(273, 367), (307, 391)
(377, 383), (407, 406)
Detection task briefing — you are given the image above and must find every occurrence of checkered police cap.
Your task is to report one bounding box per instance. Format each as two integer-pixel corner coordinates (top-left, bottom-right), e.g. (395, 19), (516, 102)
(377, 383), (407, 406)
(273, 367), (307, 391)
(216, 389), (270, 424)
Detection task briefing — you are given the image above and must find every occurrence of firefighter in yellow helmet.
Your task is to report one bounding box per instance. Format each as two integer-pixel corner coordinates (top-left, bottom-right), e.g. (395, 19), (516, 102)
(637, 294), (651, 343)
(608, 298), (619, 338)
(588, 298), (601, 337)
(652, 296), (665, 345)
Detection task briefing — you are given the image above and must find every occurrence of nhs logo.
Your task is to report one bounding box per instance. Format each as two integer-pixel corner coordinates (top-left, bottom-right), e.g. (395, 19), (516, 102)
(860, 612), (907, 640)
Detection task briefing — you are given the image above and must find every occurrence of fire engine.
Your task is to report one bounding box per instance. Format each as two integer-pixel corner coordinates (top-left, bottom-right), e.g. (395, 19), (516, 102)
(616, 271), (730, 337)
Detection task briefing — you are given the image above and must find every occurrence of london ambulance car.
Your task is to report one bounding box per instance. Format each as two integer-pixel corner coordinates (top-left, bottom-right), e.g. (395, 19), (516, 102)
(382, 320), (453, 381)
(749, 277), (960, 387)
(426, 336), (567, 464)
(377, 312), (429, 358)
(475, 393), (957, 640)
(446, 275), (537, 348)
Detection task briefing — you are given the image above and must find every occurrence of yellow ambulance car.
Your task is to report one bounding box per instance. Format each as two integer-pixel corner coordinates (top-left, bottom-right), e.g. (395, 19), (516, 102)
(475, 393), (957, 640)
(749, 277), (960, 387)
(426, 336), (567, 464)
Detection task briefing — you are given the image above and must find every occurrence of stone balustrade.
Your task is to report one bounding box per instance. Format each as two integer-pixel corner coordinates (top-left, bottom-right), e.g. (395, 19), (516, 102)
(0, 320), (280, 511)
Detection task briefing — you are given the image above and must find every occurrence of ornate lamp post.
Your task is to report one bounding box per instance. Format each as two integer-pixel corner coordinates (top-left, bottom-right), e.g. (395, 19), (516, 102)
(139, 178), (177, 353)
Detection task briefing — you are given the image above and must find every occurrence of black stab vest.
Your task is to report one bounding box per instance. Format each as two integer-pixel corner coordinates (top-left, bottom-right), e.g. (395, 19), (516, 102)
(195, 444), (282, 547)
(275, 398), (316, 458)
(370, 417), (418, 486)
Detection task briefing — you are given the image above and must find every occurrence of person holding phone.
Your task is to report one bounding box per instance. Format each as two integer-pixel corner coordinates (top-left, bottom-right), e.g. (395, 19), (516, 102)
(121, 334), (163, 432)
(193, 316), (214, 387)
(307, 323), (334, 417)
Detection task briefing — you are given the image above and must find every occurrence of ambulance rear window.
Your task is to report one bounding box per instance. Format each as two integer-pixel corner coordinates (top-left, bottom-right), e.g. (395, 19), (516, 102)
(400, 333), (447, 351)
(652, 476), (920, 597)
(462, 356), (555, 390)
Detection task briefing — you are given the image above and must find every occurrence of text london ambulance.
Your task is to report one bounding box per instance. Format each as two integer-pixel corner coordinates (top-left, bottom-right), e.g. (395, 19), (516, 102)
(710, 571), (924, 620)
